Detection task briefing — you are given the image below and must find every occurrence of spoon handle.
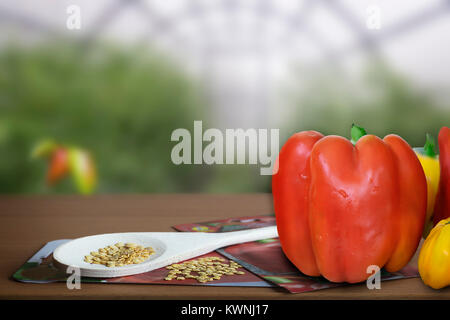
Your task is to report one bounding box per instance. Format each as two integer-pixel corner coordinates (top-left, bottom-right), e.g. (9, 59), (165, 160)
(213, 226), (278, 248)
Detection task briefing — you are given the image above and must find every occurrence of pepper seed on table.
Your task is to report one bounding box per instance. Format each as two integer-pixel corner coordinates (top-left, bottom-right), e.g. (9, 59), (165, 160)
(165, 257), (245, 283)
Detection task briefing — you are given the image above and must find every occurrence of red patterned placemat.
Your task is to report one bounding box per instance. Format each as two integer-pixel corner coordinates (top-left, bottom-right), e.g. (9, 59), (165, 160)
(173, 215), (419, 293)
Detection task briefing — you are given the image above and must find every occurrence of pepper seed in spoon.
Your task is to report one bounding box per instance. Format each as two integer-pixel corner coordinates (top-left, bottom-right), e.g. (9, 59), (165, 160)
(84, 242), (155, 267)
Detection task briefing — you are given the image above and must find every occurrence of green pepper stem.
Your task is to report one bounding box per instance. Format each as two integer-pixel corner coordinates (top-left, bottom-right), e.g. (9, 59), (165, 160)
(350, 124), (367, 144)
(423, 133), (437, 158)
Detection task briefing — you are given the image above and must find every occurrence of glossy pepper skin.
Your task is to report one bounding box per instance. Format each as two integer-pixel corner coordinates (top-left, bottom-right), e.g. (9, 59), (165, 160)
(433, 127), (450, 225)
(32, 140), (97, 194)
(418, 217), (450, 289)
(272, 130), (427, 283)
(414, 135), (440, 237)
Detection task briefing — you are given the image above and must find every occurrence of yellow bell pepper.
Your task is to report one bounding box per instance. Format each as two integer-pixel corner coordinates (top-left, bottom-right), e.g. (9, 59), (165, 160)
(418, 217), (450, 289)
(414, 134), (440, 237)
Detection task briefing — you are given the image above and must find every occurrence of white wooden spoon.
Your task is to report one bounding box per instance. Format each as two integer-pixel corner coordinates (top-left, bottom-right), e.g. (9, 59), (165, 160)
(53, 226), (278, 278)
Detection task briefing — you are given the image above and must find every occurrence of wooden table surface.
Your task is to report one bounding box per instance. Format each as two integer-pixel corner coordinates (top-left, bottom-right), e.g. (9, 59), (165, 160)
(0, 194), (448, 300)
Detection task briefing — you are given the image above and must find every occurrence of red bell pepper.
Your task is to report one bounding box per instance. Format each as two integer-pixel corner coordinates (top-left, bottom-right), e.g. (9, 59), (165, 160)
(433, 126), (450, 224)
(272, 126), (427, 283)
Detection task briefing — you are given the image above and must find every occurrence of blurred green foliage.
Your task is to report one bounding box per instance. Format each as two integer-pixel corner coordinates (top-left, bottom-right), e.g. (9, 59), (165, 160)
(0, 44), (448, 194)
(286, 60), (450, 148)
(0, 42), (206, 193)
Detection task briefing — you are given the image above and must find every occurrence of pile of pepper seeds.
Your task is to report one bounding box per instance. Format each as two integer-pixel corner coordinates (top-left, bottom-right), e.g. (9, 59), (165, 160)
(84, 242), (155, 267)
(165, 257), (245, 283)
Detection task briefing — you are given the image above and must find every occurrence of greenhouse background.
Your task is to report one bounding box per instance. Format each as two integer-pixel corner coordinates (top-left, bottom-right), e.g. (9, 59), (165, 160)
(0, 0), (449, 194)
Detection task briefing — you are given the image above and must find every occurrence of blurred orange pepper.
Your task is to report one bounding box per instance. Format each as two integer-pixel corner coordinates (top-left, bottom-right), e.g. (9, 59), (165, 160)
(32, 140), (97, 194)
(414, 134), (440, 238)
(47, 147), (69, 185)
